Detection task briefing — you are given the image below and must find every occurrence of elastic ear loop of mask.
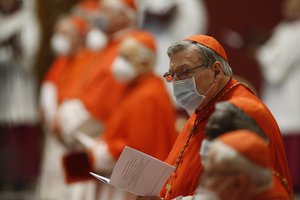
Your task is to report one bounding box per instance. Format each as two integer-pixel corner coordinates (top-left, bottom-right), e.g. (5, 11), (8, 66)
(200, 139), (211, 162)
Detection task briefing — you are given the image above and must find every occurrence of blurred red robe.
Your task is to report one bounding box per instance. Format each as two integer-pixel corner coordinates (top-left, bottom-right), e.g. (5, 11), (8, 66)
(254, 177), (290, 200)
(103, 73), (178, 161)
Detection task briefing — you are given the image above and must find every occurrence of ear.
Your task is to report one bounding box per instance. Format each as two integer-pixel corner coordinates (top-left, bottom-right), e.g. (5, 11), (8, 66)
(212, 61), (223, 76)
(211, 61), (223, 78)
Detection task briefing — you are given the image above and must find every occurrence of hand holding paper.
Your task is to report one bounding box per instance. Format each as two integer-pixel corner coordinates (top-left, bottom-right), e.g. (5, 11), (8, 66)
(90, 146), (175, 196)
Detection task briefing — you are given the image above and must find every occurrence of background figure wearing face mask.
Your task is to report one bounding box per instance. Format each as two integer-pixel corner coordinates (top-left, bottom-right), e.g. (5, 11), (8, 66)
(78, 30), (177, 200)
(187, 98), (291, 200)
(253, 0), (300, 193)
(37, 14), (99, 200)
(72, 0), (108, 51)
(195, 130), (288, 200)
(40, 15), (89, 127)
(55, 0), (140, 147)
(0, 0), (40, 198)
(46, 1), (145, 199)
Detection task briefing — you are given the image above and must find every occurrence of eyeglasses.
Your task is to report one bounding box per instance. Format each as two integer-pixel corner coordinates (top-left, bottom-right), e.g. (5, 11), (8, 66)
(163, 64), (206, 82)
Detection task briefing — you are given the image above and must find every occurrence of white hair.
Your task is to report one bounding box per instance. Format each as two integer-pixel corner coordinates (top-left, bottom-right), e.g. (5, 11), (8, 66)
(210, 141), (272, 189)
(133, 38), (156, 68)
(167, 40), (233, 76)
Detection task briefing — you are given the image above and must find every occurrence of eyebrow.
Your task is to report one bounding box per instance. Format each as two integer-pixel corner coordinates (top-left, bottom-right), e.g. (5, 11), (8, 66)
(171, 64), (191, 72)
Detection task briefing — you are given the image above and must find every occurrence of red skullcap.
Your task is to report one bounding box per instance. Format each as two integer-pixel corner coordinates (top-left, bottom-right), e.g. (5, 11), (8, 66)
(76, 0), (100, 12)
(185, 35), (228, 62)
(218, 130), (271, 168)
(130, 31), (156, 51)
(122, 0), (137, 11)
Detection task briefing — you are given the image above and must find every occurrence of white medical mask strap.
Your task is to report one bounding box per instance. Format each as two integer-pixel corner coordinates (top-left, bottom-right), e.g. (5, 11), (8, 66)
(200, 139), (211, 164)
(192, 76), (202, 96)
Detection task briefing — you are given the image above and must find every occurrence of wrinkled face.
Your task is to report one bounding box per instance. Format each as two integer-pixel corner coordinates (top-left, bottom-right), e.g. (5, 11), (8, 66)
(205, 107), (235, 140)
(169, 45), (215, 95)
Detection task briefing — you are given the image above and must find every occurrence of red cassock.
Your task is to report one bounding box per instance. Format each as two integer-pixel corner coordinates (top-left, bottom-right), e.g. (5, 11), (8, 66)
(254, 177), (290, 200)
(79, 38), (126, 122)
(160, 78), (293, 199)
(103, 73), (178, 161)
(44, 56), (71, 84)
(56, 48), (97, 103)
(79, 30), (148, 123)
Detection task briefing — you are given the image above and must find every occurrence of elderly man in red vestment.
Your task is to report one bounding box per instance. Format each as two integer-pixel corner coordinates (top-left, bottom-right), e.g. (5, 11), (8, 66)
(97, 31), (178, 162)
(190, 130), (289, 200)
(38, 14), (100, 200)
(55, 0), (139, 139)
(137, 34), (292, 200)
(173, 98), (291, 200)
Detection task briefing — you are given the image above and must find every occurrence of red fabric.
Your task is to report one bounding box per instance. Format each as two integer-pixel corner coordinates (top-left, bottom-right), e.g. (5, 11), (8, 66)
(184, 35), (228, 62)
(218, 130), (271, 169)
(68, 15), (88, 37)
(43, 50), (94, 101)
(79, 30), (143, 122)
(76, 0), (99, 12)
(56, 49), (97, 102)
(62, 151), (93, 184)
(55, 30), (144, 124)
(219, 130), (290, 200)
(129, 30), (157, 51)
(254, 177), (290, 200)
(122, 0), (136, 10)
(103, 73), (178, 161)
(160, 79), (292, 199)
(79, 39), (125, 122)
(228, 97), (293, 196)
(44, 56), (71, 84)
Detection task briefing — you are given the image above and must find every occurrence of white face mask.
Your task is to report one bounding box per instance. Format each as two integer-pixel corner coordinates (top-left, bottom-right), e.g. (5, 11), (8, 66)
(193, 188), (220, 200)
(172, 77), (206, 116)
(200, 139), (211, 165)
(86, 28), (108, 51)
(51, 33), (72, 56)
(111, 56), (137, 83)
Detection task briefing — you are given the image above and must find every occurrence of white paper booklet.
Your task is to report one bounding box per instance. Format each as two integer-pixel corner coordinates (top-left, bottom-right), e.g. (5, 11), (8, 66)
(90, 146), (175, 196)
